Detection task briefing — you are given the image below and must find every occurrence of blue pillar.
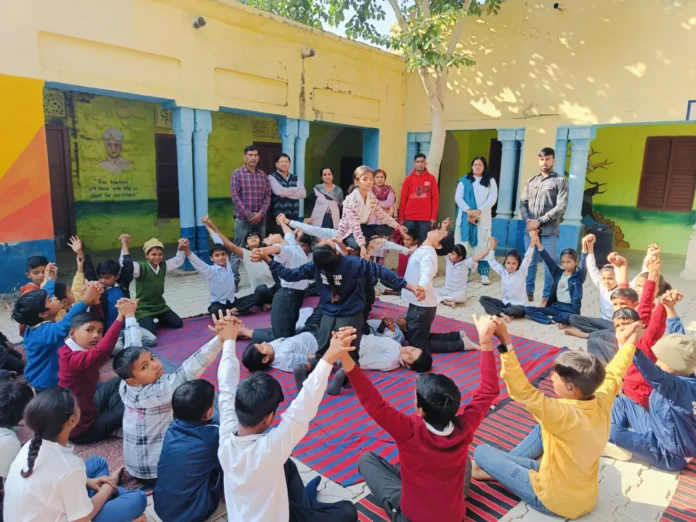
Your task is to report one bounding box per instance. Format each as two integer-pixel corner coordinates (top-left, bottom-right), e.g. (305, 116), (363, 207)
(193, 109), (212, 259)
(406, 133), (419, 177)
(555, 127), (569, 177)
(560, 126), (596, 252)
(279, 117), (299, 159)
(509, 129), (527, 253)
(296, 120), (310, 216)
(493, 129), (519, 253)
(362, 128), (379, 170)
(172, 107), (195, 270)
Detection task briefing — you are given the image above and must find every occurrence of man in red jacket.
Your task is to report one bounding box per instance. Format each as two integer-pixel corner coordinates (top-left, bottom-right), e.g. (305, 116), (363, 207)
(399, 153), (440, 244)
(341, 314), (499, 522)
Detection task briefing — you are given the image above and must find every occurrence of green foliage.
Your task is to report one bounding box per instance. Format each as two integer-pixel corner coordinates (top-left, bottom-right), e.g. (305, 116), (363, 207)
(239, 0), (501, 72)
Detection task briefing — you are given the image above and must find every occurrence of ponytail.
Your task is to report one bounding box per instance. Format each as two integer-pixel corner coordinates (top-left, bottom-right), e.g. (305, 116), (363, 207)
(21, 432), (43, 478)
(313, 244), (342, 303)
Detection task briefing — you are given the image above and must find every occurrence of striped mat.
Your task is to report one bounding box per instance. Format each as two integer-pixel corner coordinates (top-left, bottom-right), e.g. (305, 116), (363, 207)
(150, 297), (564, 486)
(661, 460), (696, 522)
(356, 378), (556, 522)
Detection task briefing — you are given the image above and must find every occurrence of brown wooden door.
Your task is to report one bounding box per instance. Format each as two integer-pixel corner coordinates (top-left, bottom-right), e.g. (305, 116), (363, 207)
(488, 138), (503, 216)
(155, 134), (180, 218)
(253, 141), (282, 175)
(46, 125), (75, 250)
(340, 156), (363, 193)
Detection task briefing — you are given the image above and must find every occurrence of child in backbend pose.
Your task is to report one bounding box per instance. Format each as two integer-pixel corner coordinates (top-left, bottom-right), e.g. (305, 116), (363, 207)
(436, 241), (494, 309)
(479, 235), (536, 322)
(524, 231), (587, 327)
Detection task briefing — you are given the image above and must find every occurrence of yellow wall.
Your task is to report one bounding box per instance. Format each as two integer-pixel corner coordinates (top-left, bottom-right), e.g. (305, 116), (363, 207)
(0, 0), (408, 186)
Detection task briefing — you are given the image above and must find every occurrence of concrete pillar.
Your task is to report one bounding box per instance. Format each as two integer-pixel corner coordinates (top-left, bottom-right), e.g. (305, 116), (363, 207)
(296, 120), (310, 216)
(681, 223), (696, 280)
(514, 129), (526, 219)
(508, 129), (527, 253)
(193, 109), (212, 259)
(278, 117), (299, 159)
(362, 128), (380, 170)
(172, 107), (195, 270)
(406, 134), (419, 177)
(555, 127), (569, 177)
(492, 129), (519, 253)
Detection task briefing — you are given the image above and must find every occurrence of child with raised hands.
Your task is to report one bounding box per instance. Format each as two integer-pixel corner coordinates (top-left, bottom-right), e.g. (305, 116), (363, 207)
(3, 387), (147, 522)
(473, 318), (643, 519)
(215, 312), (358, 522)
(436, 238), (495, 309)
(340, 314), (499, 522)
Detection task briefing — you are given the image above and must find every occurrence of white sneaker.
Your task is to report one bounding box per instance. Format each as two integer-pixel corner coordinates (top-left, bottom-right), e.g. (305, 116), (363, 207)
(481, 275), (490, 285)
(460, 333), (481, 350)
(601, 442), (633, 462)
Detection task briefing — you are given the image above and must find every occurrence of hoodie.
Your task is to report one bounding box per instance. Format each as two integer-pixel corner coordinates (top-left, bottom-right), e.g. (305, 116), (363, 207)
(399, 169), (440, 222)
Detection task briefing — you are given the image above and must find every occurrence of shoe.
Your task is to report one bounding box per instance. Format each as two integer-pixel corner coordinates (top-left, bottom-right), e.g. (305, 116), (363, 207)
(293, 364), (309, 392)
(601, 442), (633, 462)
(327, 368), (347, 396)
(481, 275), (490, 285)
(460, 332), (481, 350)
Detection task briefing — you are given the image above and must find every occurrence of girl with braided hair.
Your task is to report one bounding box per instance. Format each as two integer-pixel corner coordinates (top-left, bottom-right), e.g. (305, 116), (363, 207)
(3, 387), (146, 522)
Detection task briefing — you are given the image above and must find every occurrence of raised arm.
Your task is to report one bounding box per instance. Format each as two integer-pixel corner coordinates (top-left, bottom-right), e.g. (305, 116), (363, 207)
(288, 219), (337, 240)
(577, 252), (588, 284)
(362, 258), (408, 291)
(595, 342), (638, 402)
(538, 244), (562, 278)
(519, 245), (536, 275)
(185, 248), (214, 279)
(633, 350), (689, 402)
(68, 317), (124, 370)
(203, 217), (246, 258)
(268, 259), (316, 282)
(165, 240), (187, 272)
(218, 339), (240, 443)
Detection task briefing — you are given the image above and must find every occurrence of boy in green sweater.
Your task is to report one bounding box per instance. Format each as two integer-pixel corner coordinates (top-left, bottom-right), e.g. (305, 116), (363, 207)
(120, 236), (187, 336)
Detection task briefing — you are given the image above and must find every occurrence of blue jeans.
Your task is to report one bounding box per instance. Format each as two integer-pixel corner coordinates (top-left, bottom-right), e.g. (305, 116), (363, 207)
(404, 220), (432, 245)
(610, 395), (687, 471)
(473, 425), (556, 517)
(525, 302), (579, 325)
(85, 457), (147, 522)
(523, 233), (558, 299)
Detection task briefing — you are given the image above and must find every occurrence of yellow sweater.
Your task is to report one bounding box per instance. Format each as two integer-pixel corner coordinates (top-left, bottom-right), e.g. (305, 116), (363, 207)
(501, 343), (637, 519)
(55, 271), (86, 322)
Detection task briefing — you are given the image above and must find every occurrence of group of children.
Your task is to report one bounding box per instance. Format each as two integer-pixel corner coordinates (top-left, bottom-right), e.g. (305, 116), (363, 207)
(0, 164), (694, 522)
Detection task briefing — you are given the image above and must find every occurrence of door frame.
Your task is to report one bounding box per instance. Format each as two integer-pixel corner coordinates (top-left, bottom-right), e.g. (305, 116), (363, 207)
(46, 123), (77, 246)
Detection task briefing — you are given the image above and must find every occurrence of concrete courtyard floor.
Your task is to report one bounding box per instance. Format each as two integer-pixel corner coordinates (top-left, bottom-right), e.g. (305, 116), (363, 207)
(1, 249), (693, 522)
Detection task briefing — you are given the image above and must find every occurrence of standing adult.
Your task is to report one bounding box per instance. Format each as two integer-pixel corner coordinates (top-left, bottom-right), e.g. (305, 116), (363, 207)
(230, 145), (271, 288)
(454, 156), (498, 285)
(519, 147), (569, 305)
(370, 169), (396, 222)
(399, 153), (440, 242)
(310, 167), (344, 229)
(267, 153), (306, 231)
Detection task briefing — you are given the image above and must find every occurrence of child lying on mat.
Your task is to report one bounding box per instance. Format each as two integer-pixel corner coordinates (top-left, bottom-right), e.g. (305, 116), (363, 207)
(113, 317), (224, 482)
(393, 315), (479, 353)
(215, 314), (358, 522)
(472, 318), (641, 519)
(340, 314), (499, 522)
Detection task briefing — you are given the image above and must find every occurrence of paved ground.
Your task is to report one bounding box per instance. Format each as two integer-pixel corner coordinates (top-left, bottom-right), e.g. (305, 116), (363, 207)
(1, 249), (693, 522)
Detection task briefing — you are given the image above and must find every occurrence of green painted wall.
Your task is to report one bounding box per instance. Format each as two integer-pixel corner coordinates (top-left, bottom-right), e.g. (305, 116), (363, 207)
(587, 123), (696, 255)
(438, 129), (497, 222)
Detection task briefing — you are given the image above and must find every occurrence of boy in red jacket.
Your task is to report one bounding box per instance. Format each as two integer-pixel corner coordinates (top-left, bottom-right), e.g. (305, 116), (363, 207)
(340, 314), (499, 522)
(399, 153), (440, 244)
(58, 298), (138, 444)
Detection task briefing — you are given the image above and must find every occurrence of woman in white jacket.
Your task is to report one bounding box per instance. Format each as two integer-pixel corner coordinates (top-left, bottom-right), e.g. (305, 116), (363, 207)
(454, 156), (498, 285)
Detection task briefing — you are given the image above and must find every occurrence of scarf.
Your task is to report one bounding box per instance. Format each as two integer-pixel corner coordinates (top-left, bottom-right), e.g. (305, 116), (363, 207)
(372, 184), (394, 202)
(459, 174), (478, 247)
(344, 189), (374, 224)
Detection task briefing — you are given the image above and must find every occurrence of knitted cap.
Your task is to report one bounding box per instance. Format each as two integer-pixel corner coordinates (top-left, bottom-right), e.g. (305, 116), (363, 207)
(143, 238), (164, 255)
(652, 334), (696, 375)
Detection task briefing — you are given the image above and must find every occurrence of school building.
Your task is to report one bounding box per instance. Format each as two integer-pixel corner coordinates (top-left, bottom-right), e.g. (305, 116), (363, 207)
(0, 0), (694, 293)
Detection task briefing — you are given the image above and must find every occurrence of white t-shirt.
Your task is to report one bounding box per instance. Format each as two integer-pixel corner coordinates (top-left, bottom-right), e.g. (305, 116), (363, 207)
(3, 439), (93, 522)
(557, 273), (572, 304)
(242, 249), (276, 290)
(444, 257), (476, 292)
(274, 234), (309, 291)
(402, 246), (438, 308)
(0, 428), (21, 479)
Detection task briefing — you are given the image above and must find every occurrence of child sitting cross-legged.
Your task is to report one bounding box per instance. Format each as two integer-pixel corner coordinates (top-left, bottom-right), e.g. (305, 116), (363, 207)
(215, 313), (358, 522)
(524, 230), (587, 327)
(339, 314), (499, 522)
(17, 256), (49, 337)
(473, 318), (642, 519)
(3, 387), (147, 522)
(11, 280), (102, 393)
(0, 382), (34, 486)
(154, 379), (223, 522)
(436, 239), (494, 309)
(58, 299), (139, 444)
(113, 318), (224, 482)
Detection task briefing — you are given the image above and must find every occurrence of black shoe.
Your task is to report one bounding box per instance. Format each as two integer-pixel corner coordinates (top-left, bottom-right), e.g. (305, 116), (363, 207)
(293, 364), (309, 392)
(327, 368), (347, 396)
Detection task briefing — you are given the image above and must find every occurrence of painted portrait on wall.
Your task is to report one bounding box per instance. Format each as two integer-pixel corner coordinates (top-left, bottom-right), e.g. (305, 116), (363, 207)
(98, 127), (134, 173)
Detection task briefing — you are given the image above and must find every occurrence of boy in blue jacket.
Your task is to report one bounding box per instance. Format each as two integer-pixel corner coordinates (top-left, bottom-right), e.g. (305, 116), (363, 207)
(154, 379), (223, 522)
(11, 274), (102, 392)
(605, 328), (696, 471)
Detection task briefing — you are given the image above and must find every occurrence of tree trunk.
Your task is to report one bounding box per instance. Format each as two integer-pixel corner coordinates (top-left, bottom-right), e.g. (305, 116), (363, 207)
(419, 68), (447, 178)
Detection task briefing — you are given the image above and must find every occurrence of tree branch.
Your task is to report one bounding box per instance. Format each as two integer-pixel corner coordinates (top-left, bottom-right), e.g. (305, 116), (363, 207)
(447, 15), (466, 55)
(386, 0), (409, 31)
(419, 0), (430, 20)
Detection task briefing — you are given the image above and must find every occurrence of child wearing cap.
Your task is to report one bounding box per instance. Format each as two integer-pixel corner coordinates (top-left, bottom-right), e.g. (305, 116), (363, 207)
(120, 236), (188, 335)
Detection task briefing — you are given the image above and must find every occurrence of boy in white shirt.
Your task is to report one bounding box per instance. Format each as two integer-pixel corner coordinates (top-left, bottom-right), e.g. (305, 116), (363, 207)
(215, 313), (358, 522)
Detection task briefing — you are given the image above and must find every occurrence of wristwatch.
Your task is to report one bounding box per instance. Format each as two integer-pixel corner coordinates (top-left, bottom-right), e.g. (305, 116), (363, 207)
(497, 343), (509, 354)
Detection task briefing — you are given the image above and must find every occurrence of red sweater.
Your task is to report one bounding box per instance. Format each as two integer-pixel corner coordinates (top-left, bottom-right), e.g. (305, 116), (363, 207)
(621, 279), (667, 408)
(399, 170), (440, 222)
(346, 351), (498, 522)
(58, 319), (123, 437)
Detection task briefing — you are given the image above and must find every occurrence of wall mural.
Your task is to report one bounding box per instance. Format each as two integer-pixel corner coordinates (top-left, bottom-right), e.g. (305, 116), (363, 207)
(98, 127), (134, 174)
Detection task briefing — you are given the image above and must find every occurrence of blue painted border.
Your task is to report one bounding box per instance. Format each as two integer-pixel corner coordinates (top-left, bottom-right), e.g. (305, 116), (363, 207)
(45, 82), (174, 105)
(0, 239), (56, 294)
(687, 100), (696, 121)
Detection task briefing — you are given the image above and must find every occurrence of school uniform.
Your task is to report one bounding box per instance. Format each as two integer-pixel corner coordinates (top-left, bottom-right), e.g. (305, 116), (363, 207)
(0, 429), (20, 480)
(524, 250), (587, 325)
(435, 257), (477, 303)
(567, 253), (615, 333)
(233, 249), (280, 315)
(271, 233), (310, 338)
(358, 335), (404, 372)
(366, 319), (405, 344)
(267, 333), (318, 373)
(479, 246), (535, 319)
(186, 248), (238, 318)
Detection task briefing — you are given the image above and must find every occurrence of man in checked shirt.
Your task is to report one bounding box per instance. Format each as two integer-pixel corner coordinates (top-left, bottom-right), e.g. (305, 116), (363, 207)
(230, 145), (272, 288)
(519, 147), (569, 307)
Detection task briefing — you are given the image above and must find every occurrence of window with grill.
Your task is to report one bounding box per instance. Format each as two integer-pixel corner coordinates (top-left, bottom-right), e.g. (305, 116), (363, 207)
(637, 136), (696, 213)
(155, 134), (180, 219)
